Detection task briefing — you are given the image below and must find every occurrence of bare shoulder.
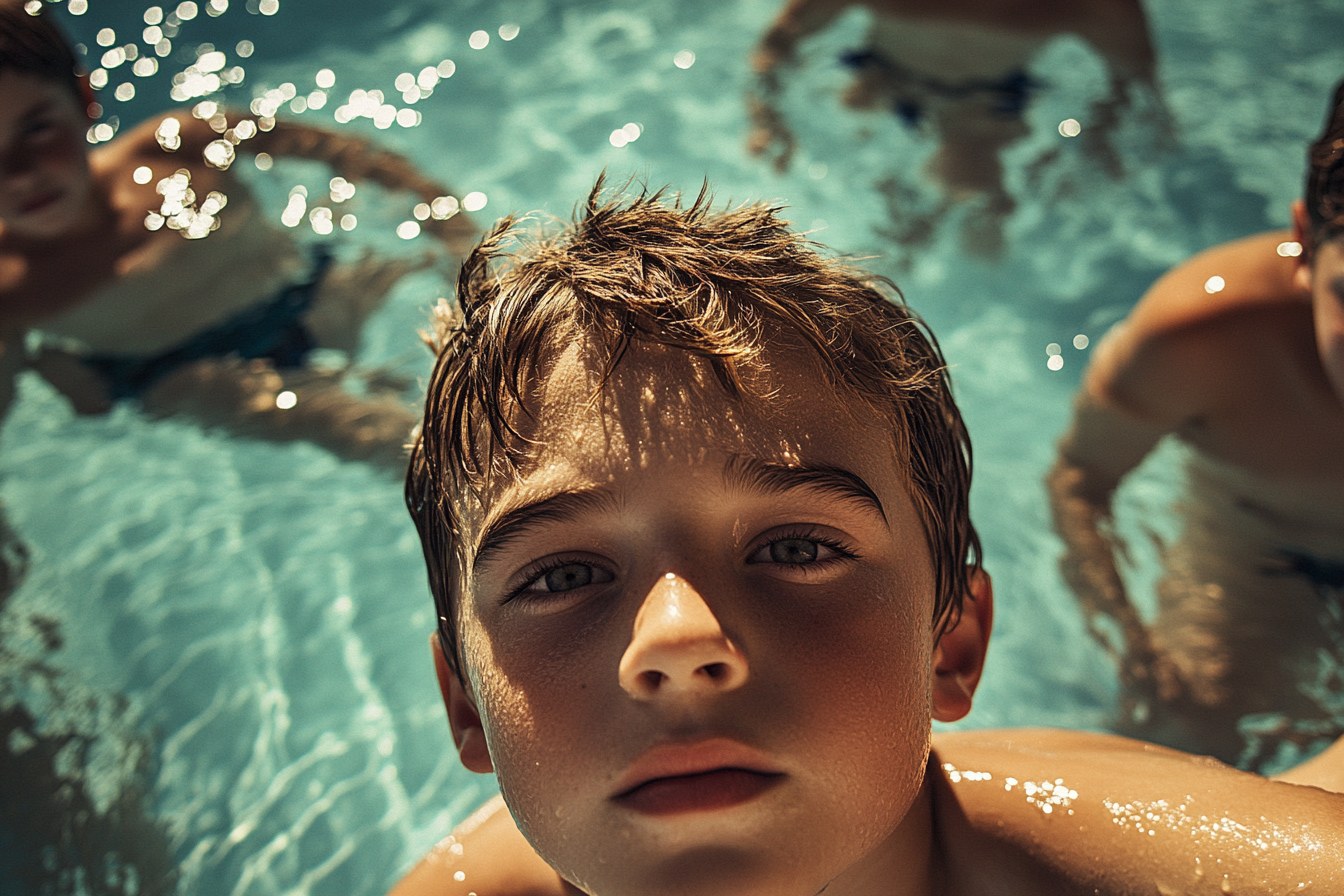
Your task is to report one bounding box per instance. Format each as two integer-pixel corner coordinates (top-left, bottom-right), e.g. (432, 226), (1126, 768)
(388, 795), (576, 896)
(1124, 230), (1302, 339)
(931, 729), (1344, 894)
(1084, 230), (1306, 419)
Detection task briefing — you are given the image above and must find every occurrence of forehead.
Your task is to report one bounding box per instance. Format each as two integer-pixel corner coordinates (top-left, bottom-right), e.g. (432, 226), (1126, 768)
(467, 338), (906, 531)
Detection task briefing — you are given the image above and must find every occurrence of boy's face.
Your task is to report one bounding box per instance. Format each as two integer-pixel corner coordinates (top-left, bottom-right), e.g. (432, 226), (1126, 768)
(440, 338), (987, 896)
(1309, 237), (1344, 406)
(0, 71), (93, 240)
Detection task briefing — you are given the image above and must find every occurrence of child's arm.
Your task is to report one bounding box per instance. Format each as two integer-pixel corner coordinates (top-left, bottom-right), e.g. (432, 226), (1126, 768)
(933, 729), (1344, 894)
(746, 0), (849, 172)
(163, 113), (477, 257)
(1044, 321), (1171, 696)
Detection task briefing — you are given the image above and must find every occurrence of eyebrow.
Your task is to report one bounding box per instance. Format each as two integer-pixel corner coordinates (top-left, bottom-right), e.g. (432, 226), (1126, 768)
(472, 456), (888, 572)
(473, 488), (621, 572)
(722, 455), (888, 523)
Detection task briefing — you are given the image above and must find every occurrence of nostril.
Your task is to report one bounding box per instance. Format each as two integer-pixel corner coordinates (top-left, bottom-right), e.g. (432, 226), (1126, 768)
(699, 661), (729, 681)
(639, 669), (665, 692)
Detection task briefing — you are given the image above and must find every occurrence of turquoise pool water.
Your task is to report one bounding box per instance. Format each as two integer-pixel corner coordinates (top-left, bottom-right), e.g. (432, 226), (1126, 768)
(2, 0), (1342, 893)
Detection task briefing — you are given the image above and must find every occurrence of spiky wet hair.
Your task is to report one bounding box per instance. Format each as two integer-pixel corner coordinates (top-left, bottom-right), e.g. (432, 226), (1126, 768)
(1307, 77), (1344, 248)
(406, 180), (981, 677)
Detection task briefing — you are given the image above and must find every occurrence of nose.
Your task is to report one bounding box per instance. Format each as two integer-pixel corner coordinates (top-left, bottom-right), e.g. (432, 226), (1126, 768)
(619, 572), (748, 701)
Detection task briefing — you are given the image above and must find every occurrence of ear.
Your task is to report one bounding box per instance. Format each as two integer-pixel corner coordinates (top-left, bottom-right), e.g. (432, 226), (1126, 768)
(931, 568), (993, 723)
(1291, 199), (1314, 292)
(432, 632), (494, 774)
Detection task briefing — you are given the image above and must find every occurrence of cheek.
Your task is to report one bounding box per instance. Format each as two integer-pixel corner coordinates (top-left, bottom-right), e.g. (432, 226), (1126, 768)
(1315, 298), (1344, 403)
(460, 612), (611, 822)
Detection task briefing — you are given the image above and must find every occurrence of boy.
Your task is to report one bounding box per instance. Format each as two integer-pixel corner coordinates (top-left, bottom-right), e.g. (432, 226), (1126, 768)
(1047, 79), (1344, 769)
(0, 0), (475, 472)
(392, 182), (1344, 896)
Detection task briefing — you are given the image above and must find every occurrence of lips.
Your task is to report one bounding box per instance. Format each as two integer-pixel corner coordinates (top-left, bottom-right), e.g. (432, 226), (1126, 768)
(612, 739), (785, 815)
(19, 188), (62, 215)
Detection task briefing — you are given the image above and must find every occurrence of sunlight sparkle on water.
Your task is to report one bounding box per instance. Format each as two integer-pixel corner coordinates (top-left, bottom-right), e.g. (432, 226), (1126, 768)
(1204, 276), (1226, 294)
(1073, 334), (1089, 350)
(499, 23), (520, 41)
(1058, 118), (1081, 137)
(1276, 241), (1303, 257)
(430, 196), (459, 219)
(674, 50), (696, 69)
(610, 122), (642, 147)
(462, 192), (488, 212)
(309, 207), (333, 235)
(275, 390), (297, 409)
(329, 177), (356, 203)
(133, 166), (153, 184)
(469, 30), (490, 49)
(397, 221), (421, 240)
(155, 116), (181, 150)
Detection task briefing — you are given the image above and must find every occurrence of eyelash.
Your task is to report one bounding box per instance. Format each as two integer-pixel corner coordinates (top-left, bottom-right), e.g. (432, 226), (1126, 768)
(506, 554), (613, 603)
(503, 528), (861, 603)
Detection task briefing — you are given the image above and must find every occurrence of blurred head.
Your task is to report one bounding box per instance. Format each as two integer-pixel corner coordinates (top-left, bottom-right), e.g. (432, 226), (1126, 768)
(0, 1), (93, 240)
(0, 0), (82, 101)
(1299, 77), (1344, 404)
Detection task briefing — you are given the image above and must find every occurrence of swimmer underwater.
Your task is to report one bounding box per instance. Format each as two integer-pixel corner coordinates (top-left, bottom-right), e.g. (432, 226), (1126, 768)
(0, 0), (476, 478)
(390, 180), (1344, 896)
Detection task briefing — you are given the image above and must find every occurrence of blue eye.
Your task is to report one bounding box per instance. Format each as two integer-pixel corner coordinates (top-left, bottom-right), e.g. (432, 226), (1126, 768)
(523, 561), (613, 594)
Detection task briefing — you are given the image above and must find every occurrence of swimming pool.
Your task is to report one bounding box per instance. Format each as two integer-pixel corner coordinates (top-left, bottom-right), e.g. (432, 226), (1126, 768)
(2, 0), (1342, 893)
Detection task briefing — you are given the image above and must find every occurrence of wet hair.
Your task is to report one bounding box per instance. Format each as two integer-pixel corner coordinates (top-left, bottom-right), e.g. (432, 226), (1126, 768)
(407, 180), (982, 678)
(1306, 77), (1344, 248)
(0, 0), (81, 98)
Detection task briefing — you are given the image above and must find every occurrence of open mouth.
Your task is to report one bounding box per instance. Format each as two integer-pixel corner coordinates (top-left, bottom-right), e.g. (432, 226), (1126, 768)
(614, 767), (784, 815)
